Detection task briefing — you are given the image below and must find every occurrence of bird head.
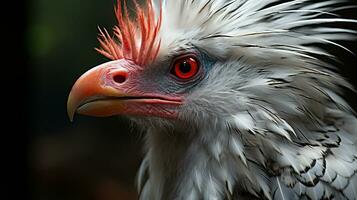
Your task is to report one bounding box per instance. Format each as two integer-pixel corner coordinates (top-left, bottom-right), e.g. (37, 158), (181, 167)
(67, 0), (233, 128)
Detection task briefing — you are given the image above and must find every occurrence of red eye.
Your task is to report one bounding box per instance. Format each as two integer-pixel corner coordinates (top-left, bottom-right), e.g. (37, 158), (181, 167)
(172, 56), (200, 79)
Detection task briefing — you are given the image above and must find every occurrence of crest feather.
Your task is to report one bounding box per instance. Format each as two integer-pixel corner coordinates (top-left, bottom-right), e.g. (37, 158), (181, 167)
(96, 0), (162, 65)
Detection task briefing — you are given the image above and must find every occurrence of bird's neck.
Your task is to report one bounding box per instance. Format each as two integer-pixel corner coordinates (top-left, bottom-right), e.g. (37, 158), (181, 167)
(139, 125), (242, 200)
(144, 127), (197, 199)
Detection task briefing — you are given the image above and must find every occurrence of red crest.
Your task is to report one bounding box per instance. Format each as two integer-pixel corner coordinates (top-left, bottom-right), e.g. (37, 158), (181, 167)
(96, 0), (162, 66)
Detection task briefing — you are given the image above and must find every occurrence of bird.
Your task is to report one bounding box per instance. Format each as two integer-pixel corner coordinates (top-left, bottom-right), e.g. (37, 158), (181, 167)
(67, 0), (357, 199)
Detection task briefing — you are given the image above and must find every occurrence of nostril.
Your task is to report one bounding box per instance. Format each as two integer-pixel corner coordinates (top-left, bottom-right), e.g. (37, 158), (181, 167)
(113, 74), (127, 84)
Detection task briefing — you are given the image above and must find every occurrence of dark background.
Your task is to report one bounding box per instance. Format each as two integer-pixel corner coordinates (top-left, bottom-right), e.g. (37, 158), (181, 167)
(26, 1), (143, 200)
(23, 0), (357, 200)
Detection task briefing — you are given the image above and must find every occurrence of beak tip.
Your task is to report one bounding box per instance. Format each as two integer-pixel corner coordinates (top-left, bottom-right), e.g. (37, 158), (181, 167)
(69, 115), (74, 122)
(67, 95), (76, 122)
(67, 108), (75, 122)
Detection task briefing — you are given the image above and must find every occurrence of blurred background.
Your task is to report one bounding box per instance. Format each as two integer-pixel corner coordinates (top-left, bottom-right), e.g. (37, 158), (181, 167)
(26, 0), (357, 200)
(27, 0), (143, 200)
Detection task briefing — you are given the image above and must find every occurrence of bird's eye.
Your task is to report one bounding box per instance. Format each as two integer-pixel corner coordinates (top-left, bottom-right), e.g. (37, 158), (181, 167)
(171, 56), (200, 80)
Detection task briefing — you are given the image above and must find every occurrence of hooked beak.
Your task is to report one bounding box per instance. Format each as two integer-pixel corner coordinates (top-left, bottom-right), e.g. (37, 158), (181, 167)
(67, 60), (182, 121)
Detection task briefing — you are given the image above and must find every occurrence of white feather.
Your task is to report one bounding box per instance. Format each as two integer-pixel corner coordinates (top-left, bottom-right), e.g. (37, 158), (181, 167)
(130, 0), (357, 199)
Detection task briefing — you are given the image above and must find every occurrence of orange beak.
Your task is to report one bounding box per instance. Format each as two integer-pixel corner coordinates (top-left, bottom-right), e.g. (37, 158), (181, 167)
(67, 60), (182, 121)
(67, 60), (130, 121)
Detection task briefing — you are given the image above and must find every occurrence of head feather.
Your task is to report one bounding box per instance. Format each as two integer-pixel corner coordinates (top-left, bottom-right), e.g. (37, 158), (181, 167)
(96, 0), (162, 66)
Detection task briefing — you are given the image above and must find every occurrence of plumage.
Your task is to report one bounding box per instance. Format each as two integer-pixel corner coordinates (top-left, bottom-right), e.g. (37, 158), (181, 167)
(67, 0), (357, 199)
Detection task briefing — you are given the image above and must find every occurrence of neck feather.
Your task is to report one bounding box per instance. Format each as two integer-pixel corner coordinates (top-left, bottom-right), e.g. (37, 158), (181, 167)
(138, 122), (264, 200)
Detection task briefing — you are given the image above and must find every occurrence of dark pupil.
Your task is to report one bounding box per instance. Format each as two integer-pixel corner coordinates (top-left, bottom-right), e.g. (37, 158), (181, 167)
(179, 61), (191, 73)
